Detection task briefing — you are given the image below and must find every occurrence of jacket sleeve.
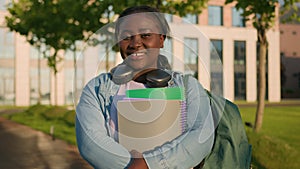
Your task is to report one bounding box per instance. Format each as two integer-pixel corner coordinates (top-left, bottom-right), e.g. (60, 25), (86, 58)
(143, 76), (215, 169)
(75, 77), (131, 169)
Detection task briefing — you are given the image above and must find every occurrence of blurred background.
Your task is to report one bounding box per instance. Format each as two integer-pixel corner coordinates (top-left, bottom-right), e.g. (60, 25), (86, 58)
(0, 0), (299, 169)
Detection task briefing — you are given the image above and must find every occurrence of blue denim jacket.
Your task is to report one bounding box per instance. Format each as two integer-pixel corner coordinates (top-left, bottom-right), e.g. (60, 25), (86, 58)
(76, 71), (214, 169)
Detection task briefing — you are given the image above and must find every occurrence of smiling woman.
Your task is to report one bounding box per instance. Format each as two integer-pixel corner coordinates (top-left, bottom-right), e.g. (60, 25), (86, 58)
(117, 15), (164, 70)
(116, 10), (169, 71)
(76, 5), (215, 169)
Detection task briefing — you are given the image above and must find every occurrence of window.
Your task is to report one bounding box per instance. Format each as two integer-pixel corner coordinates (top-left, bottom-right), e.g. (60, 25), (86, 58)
(182, 14), (198, 24)
(184, 38), (198, 77)
(97, 35), (117, 73)
(64, 41), (83, 60)
(160, 37), (173, 66)
(232, 7), (245, 27)
(0, 0), (11, 10)
(211, 40), (223, 62)
(293, 52), (297, 56)
(280, 30), (284, 34)
(30, 68), (50, 104)
(164, 14), (173, 23)
(30, 45), (51, 60)
(65, 49), (83, 61)
(0, 29), (15, 59)
(208, 6), (223, 26)
(65, 67), (83, 105)
(0, 0), (6, 10)
(234, 41), (246, 100)
(210, 40), (223, 96)
(0, 68), (15, 105)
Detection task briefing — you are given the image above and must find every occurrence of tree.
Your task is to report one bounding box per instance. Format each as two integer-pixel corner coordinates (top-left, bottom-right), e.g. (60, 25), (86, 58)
(6, 0), (210, 105)
(6, 0), (48, 104)
(57, 0), (107, 102)
(6, 0), (106, 105)
(225, 0), (300, 132)
(86, 0), (210, 72)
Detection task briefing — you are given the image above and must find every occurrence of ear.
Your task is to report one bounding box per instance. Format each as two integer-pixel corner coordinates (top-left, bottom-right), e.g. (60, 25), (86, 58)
(159, 34), (165, 48)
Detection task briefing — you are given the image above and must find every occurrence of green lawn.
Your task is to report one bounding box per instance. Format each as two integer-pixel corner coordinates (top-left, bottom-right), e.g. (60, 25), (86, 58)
(1, 104), (300, 169)
(1, 104), (77, 145)
(238, 106), (300, 169)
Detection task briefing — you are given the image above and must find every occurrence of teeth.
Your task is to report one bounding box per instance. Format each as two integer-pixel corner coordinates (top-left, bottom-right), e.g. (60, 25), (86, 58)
(131, 53), (144, 56)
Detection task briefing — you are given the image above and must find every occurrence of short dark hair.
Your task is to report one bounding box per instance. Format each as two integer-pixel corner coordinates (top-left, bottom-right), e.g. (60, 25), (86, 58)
(115, 5), (170, 41)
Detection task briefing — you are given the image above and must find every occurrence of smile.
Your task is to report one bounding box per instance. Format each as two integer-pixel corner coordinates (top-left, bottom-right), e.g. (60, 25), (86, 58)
(128, 52), (146, 60)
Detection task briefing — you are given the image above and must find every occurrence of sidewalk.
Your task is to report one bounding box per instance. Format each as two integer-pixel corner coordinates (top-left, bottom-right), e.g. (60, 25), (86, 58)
(0, 117), (93, 169)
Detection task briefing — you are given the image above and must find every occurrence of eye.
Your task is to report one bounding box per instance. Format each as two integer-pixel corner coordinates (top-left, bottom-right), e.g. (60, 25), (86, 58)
(141, 33), (151, 39)
(119, 33), (132, 41)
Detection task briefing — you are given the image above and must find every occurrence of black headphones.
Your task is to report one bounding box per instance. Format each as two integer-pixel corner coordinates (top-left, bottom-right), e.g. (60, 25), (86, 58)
(110, 55), (171, 88)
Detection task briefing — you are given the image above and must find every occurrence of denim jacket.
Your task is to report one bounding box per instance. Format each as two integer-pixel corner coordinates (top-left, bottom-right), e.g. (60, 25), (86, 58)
(76, 71), (214, 169)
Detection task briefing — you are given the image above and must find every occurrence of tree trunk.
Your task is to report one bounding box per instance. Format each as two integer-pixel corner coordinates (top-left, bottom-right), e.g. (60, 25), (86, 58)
(54, 73), (58, 106)
(254, 29), (268, 132)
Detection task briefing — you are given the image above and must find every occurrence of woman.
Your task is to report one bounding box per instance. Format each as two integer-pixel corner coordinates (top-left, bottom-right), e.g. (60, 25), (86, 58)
(76, 5), (214, 169)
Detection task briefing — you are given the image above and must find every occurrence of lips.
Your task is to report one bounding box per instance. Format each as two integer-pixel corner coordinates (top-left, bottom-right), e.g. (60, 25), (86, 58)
(128, 52), (146, 60)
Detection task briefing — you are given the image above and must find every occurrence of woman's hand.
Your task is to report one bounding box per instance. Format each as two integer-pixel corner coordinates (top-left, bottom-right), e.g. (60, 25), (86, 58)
(128, 150), (149, 169)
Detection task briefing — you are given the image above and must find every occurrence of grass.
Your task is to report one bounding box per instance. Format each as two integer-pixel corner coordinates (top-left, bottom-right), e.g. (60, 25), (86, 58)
(238, 106), (300, 169)
(1, 103), (300, 168)
(1, 104), (76, 145)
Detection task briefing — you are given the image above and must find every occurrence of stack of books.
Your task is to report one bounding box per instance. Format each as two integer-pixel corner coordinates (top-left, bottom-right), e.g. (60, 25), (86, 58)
(117, 87), (187, 152)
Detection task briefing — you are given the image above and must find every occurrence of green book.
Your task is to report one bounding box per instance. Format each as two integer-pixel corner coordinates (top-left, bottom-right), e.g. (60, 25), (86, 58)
(125, 87), (184, 100)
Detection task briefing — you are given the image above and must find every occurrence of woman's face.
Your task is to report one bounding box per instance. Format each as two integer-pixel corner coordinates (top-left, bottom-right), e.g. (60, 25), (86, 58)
(117, 14), (165, 71)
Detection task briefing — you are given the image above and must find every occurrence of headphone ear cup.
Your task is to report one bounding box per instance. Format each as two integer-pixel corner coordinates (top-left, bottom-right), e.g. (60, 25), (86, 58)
(146, 69), (171, 88)
(110, 64), (134, 84)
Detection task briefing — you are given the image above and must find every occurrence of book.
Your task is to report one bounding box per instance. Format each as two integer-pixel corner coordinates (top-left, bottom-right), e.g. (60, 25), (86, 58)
(117, 87), (187, 152)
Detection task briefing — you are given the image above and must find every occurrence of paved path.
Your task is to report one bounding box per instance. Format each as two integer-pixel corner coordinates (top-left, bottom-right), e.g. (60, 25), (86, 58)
(0, 117), (93, 169)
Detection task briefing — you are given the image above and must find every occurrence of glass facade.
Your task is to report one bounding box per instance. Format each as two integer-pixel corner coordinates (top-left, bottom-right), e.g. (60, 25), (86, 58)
(65, 49), (83, 61)
(234, 41), (246, 100)
(0, 68), (15, 105)
(97, 39), (117, 74)
(232, 8), (245, 27)
(0, 28), (15, 105)
(29, 46), (51, 104)
(0, 29), (15, 58)
(184, 38), (198, 77)
(65, 67), (83, 105)
(30, 68), (51, 104)
(0, 0), (7, 10)
(164, 13), (173, 23)
(160, 37), (173, 66)
(210, 40), (223, 96)
(182, 14), (198, 24)
(208, 6), (223, 26)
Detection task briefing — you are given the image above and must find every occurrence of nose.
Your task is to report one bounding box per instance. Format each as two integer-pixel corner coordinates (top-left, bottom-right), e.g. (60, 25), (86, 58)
(129, 35), (142, 49)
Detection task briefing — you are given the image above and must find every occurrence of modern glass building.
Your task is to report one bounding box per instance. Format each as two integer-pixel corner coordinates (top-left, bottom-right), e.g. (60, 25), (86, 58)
(0, 0), (281, 106)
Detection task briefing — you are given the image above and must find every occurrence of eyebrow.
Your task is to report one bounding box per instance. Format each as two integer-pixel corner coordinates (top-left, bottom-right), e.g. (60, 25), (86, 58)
(119, 28), (158, 35)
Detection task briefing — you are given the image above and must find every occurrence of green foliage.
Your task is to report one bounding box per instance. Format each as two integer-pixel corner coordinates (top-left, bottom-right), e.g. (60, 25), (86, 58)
(226, 0), (300, 30)
(239, 106), (300, 169)
(105, 0), (209, 17)
(5, 0), (106, 75)
(160, 0), (209, 16)
(225, 0), (277, 31)
(280, 0), (300, 23)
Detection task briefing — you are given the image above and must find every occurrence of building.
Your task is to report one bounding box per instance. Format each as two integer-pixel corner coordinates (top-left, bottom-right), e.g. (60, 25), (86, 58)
(0, 0), (281, 106)
(280, 22), (300, 98)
